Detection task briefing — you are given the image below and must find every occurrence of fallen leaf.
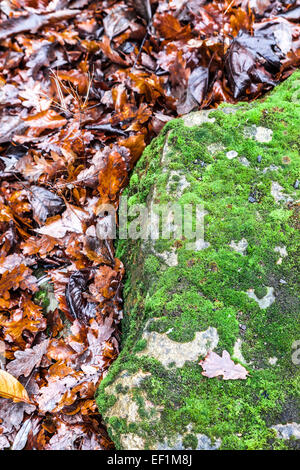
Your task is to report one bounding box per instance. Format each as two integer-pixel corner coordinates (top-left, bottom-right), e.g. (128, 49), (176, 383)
(27, 185), (65, 224)
(199, 350), (249, 380)
(6, 339), (49, 378)
(0, 370), (31, 403)
(66, 270), (97, 324)
(11, 418), (32, 450)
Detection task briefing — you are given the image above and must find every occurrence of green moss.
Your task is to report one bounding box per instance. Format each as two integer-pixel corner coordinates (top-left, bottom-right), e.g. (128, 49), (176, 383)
(133, 339), (147, 353)
(34, 288), (50, 310)
(254, 286), (268, 299)
(96, 73), (300, 450)
(144, 255), (161, 276)
(182, 434), (198, 449)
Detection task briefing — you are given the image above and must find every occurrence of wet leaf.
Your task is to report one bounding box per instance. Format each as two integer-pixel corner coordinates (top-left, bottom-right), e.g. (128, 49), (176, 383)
(225, 30), (279, 98)
(133, 0), (152, 22)
(177, 66), (209, 114)
(96, 150), (128, 208)
(24, 110), (67, 136)
(0, 11), (81, 40)
(37, 204), (89, 238)
(27, 185), (65, 224)
(103, 5), (133, 39)
(98, 35), (130, 66)
(154, 13), (193, 40)
(66, 270), (97, 324)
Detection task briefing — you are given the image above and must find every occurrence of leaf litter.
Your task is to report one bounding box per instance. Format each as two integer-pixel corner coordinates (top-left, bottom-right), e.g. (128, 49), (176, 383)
(0, 0), (299, 450)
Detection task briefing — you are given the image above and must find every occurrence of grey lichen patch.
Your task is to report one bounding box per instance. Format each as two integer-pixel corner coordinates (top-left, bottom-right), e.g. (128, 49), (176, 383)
(155, 248), (178, 267)
(271, 181), (293, 203)
(239, 156), (250, 167)
(243, 125), (273, 143)
(246, 287), (275, 309)
(104, 370), (158, 423)
(182, 109), (215, 127)
(166, 170), (190, 197)
(274, 246), (288, 257)
(137, 326), (219, 368)
(120, 434), (146, 450)
(271, 423), (300, 440)
(226, 150), (238, 160)
(207, 142), (225, 156)
(229, 238), (248, 255)
(158, 431), (221, 450)
(233, 338), (248, 365)
(274, 245), (288, 265)
(268, 357), (278, 366)
(255, 126), (273, 143)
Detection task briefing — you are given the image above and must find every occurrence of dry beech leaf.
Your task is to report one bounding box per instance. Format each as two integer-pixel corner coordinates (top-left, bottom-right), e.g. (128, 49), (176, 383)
(6, 339), (49, 378)
(199, 350), (249, 380)
(0, 369), (31, 403)
(37, 204), (89, 238)
(27, 186), (65, 224)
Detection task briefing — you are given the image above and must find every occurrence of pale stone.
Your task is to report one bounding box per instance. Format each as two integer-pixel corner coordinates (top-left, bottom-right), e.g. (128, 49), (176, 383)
(182, 110), (215, 127)
(158, 432), (221, 450)
(120, 434), (146, 450)
(194, 238), (210, 251)
(156, 248), (178, 267)
(271, 181), (293, 203)
(243, 125), (273, 143)
(230, 238), (248, 255)
(137, 326), (219, 368)
(255, 126), (273, 143)
(106, 395), (137, 422)
(233, 338), (247, 364)
(161, 130), (172, 166)
(195, 434), (221, 450)
(166, 170), (190, 197)
(226, 150), (238, 159)
(104, 370), (160, 424)
(268, 357), (278, 365)
(106, 369), (151, 391)
(239, 156), (250, 167)
(207, 143), (225, 156)
(221, 106), (239, 114)
(271, 422), (300, 440)
(246, 287), (275, 309)
(274, 246), (288, 257)
(262, 164), (279, 173)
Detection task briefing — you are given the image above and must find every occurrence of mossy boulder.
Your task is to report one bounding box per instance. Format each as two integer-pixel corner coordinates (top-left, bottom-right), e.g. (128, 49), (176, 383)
(96, 73), (300, 450)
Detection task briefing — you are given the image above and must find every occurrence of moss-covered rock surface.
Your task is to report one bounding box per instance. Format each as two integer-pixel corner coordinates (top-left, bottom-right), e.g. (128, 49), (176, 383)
(96, 73), (300, 450)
